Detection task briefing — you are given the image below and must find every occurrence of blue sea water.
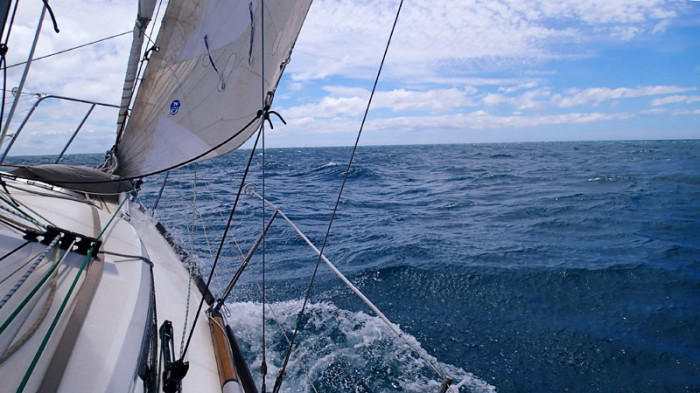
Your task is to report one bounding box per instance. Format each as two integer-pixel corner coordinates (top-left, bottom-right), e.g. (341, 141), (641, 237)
(9, 140), (700, 392)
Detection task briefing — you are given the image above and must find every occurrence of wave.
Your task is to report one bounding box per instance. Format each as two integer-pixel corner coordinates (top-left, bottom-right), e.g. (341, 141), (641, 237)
(225, 300), (495, 393)
(301, 161), (379, 181)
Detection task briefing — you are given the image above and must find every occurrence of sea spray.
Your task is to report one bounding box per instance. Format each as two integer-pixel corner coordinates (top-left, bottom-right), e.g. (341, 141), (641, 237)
(225, 300), (495, 393)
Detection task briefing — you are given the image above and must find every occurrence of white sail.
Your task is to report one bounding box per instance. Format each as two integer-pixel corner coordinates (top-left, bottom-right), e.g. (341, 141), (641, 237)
(114, 0), (312, 178)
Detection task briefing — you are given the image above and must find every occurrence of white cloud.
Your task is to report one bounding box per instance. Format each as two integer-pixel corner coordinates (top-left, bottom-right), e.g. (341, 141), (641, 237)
(6, 0), (136, 102)
(376, 88), (478, 113)
(650, 95), (700, 106)
(421, 77), (534, 87)
(367, 111), (633, 133)
(288, 0), (686, 83)
(280, 82), (699, 140)
(479, 85), (696, 111)
(520, 0), (677, 25)
(553, 86), (695, 108)
(483, 88), (551, 110)
(305, 104), (698, 137)
(652, 19), (672, 34)
(610, 26), (644, 41)
(639, 108), (667, 115)
(498, 81), (540, 94)
(286, 96), (367, 119)
(670, 109), (700, 116)
(2, 0), (697, 154)
(284, 87), (478, 118)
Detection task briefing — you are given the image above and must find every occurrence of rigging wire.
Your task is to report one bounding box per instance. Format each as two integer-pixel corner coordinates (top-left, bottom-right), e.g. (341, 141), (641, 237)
(0, 236), (63, 334)
(0, 215), (29, 233)
(0, 194), (45, 230)
(40, 0), (60, 34)
(139, 0), (164, 53)
(255, 281), (320, 393)
(0, 240), (32, 269)
(3, 113), (262, 188)
(253, 190), (456, 388)
(179, 127), (263, 360)
(0, 0), (20, 143)
(272, 1), (405, 391)
(260, 2), (269, 392)
(4, 30), (131, 70)
(1, 0), (19, 45)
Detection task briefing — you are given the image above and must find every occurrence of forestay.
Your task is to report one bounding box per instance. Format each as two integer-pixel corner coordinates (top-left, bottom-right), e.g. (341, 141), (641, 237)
(115, 0), (311, 178)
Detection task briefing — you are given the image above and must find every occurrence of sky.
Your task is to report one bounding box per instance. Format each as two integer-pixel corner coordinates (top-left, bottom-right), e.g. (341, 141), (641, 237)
(2, 0), (699, 156)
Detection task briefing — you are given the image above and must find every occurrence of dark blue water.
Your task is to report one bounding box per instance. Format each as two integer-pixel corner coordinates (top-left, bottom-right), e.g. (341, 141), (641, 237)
(9, 141), (700, 392)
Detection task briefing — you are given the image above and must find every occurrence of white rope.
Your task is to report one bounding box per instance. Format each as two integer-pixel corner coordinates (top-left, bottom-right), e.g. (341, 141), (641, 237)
(169, 170), (231, 291)
(180, 165), (197, 357)
(194, 175), (246, 289)
(195, 174), (253, 262)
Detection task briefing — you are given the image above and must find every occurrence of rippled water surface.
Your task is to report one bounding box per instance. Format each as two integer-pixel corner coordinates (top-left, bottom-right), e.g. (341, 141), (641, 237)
(11, 140), (700, 392)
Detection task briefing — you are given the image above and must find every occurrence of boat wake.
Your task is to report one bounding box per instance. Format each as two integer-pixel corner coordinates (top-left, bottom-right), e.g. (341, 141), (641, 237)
(225, 300), (496, 393)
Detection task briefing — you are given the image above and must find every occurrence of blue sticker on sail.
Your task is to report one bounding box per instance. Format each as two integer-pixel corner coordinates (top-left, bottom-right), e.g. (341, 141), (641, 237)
(170, 100), (181, 115)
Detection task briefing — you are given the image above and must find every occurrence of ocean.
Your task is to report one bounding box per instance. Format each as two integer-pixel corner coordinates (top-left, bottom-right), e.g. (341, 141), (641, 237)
(8, 140), (700, 392)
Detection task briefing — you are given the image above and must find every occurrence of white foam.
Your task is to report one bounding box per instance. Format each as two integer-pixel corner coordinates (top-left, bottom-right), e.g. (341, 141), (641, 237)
(224, 300), (496, 392)
(318, 162), (339, 170)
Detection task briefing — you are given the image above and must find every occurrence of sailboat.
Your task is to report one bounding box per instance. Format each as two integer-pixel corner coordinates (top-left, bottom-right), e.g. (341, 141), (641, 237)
(0, 1), (456, 392)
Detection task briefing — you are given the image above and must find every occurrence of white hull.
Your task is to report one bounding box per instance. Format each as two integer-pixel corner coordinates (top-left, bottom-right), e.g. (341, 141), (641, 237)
(0, 172), (228, 392)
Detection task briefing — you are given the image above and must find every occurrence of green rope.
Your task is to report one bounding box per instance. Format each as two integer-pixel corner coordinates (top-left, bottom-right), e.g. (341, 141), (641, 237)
(0, 243), (62, 336)
(15, 196), (128, 392)
(0, 273), (57, 363)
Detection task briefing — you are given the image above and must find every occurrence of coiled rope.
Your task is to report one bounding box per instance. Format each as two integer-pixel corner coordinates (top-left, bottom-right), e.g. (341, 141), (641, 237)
(0, 268), (57, 363)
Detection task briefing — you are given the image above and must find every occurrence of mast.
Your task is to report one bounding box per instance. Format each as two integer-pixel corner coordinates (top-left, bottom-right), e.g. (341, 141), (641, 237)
(114, 0), (157, 147)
